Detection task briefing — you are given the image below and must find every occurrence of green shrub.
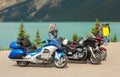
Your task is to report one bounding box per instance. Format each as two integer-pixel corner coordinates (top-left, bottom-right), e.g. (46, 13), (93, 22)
(111, 33), (117, 42)
(72, 33), (78, 42)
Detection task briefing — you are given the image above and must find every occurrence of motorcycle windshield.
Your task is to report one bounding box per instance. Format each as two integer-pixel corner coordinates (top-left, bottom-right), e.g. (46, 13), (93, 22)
(48, 40), (62, 49)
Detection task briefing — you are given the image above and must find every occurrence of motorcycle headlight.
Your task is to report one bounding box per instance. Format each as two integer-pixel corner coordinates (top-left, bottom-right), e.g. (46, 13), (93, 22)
(95, 41), (99, 46)
(100, 41), (104, 45)
(79, 40), (83, 45)
(63, 39), (68, 45)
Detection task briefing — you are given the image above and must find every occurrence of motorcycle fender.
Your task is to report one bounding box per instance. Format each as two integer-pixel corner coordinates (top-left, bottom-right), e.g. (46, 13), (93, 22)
(87, 49), (101, 59)
(8, 49), (26, 59)
(99, 47), (107, 51)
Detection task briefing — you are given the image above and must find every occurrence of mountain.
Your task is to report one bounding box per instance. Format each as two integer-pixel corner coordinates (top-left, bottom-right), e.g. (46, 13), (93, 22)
(0, 0), (120, 22)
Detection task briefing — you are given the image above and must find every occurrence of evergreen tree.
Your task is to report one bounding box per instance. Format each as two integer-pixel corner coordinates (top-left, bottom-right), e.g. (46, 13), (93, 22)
(91, 27), (98, 35)
(91, 18), (100, 35)
(18, 21), (29, 38)
(86, 32), (95, 38)
(114, 33), (117, 42)
(34, 29), (41, 47)
(0, 45), (1, 51)
(72, 33), (78, 42)
(95, 18), (100, 25)
(111, 33), (117, 42)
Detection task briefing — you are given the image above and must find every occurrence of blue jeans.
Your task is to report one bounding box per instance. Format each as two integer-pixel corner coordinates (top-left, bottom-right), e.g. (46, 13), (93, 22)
(48, 33), (54, 40)
(104, 36), (109, 44)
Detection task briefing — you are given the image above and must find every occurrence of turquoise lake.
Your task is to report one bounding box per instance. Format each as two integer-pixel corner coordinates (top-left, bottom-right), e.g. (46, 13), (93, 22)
(0, 22), (119, 49)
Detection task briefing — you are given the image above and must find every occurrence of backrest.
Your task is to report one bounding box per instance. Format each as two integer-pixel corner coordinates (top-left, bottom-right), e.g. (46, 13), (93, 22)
(17, 37), (31, 47)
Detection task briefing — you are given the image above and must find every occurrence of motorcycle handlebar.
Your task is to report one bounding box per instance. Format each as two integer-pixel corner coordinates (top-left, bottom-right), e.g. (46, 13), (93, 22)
(40, 41), (46, 44)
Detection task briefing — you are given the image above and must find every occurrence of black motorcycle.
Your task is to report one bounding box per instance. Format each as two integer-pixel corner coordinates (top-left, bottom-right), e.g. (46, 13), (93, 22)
(58, 37), (102, 64)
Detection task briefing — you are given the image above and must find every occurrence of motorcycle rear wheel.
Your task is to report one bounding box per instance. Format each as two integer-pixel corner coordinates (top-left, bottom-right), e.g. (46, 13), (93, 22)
(53, 56), (67, 68)
(89, 52), (101, 64)
(17, 61), (29, 67)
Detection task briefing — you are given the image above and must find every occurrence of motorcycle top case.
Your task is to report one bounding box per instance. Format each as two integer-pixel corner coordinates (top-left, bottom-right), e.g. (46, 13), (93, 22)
(9, 41), (19, 49)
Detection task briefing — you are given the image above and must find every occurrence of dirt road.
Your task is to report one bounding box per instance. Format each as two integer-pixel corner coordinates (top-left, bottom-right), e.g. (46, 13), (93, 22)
(0, 43), (120, 77)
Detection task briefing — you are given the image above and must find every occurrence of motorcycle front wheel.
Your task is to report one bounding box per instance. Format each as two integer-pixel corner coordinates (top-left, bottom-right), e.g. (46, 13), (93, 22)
(101, 50), (107, 61)
(16, 61), (29, 67)
(53, 56), (67, 68)
(89, 52), (101, 64)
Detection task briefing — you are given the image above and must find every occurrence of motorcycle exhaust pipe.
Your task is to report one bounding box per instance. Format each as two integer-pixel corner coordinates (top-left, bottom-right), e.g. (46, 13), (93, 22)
(10, 59), (32, 62)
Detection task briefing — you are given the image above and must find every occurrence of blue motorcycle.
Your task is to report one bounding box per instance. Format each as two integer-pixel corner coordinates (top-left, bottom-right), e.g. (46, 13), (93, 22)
(8, 39), (67, 68)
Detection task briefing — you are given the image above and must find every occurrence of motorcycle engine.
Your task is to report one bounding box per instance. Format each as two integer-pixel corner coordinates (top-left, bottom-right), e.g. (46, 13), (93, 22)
(41, 54), (51, 60)
(36, 49), (51, 60)
(74, 48), (85, 58)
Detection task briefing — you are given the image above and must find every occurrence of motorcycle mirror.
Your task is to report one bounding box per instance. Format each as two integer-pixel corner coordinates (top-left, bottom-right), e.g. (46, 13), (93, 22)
(40, 41), (46, 44)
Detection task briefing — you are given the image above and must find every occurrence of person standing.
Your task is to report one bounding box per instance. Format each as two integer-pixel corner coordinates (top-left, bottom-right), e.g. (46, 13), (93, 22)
(102, 23), (110, 45)
(96, 24), (103, 38)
